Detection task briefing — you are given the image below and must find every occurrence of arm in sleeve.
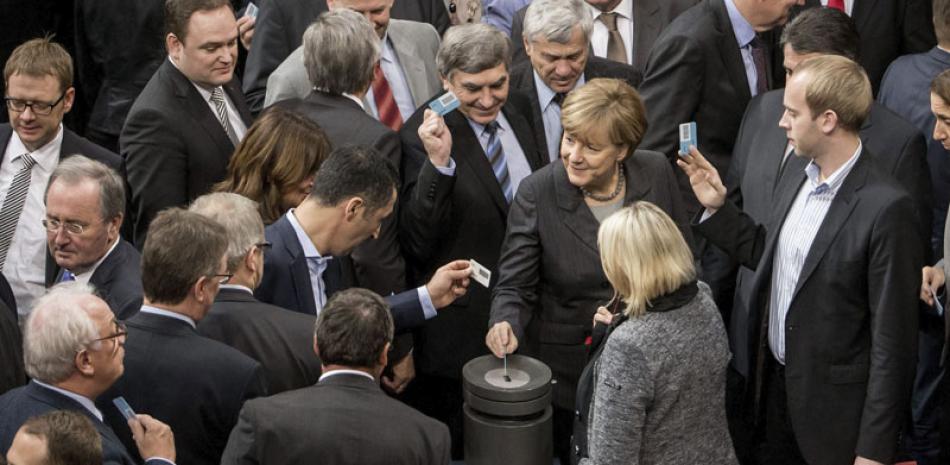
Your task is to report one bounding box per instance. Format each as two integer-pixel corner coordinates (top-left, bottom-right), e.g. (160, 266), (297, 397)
(398, 124), (457, 264)
(219, 403), (261, 465)
(692, 200), (769, 271)
(242, 0), (292, 115)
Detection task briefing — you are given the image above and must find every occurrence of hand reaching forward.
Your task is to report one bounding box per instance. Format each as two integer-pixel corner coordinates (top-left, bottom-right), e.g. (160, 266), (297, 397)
(675, 146), (727, 214)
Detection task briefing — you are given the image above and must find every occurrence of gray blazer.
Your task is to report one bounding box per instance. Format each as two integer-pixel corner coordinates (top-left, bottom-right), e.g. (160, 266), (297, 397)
(264, 19), (441, 109)
(580, 283), (737, 465)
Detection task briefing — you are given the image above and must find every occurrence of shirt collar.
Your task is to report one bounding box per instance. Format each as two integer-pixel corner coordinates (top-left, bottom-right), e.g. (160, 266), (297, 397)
(724, 0), (757, 48)
(467, 111), (512, 138)
(532, 70), (585, 108)
(319, 369), (376, 382)
(219, 284), (254, 295)
(803, 141), (862, 195)
(8, 124), (64, 172)
(70, 237), (120, 278)
(286, 209), (324, 260)
(139, 305), (197, 329)
(32, 380), (103, 421)
(380, 33), (395, 65)
(587, 0), (632, 19)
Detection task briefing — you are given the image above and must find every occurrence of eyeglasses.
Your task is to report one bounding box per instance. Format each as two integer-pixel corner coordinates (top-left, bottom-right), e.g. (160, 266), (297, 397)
(211, 273), (233, 284)
(255, 241), (272, 251)
(5, 91), (67, 116)
(42, 218), (87, 235)
(87, 319), (127, 357)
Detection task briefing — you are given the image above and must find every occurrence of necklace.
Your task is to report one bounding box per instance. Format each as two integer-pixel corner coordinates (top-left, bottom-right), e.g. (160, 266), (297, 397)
(581, 164), (625, 202)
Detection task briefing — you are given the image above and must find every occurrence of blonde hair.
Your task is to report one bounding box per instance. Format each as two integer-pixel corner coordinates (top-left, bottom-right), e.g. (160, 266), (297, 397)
(598, 202), (695, 317)
(560, 78), (647, 149)
(794, 55), (871, 132)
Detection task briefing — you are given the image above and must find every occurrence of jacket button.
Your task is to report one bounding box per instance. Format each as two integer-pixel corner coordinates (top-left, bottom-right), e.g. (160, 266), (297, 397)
(786, 325), (795, 332)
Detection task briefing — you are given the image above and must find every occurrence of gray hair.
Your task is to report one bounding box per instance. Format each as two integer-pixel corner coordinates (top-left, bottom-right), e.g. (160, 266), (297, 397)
(189, 193), (265, 273)
(303, 9), (380, 95)
(523, 0), (593, 45)
(46, 155), (126, 221)
(23, 282), (101, 384)
(437, 23), (511, 79)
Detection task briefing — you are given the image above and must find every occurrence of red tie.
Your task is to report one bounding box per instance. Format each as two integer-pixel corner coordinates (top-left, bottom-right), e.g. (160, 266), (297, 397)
(826, 0), (846, 12)
(372, 63), (403, 131)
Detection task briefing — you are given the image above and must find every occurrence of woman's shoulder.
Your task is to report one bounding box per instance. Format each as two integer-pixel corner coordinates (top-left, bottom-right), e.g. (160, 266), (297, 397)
(627, 149), (671, 171)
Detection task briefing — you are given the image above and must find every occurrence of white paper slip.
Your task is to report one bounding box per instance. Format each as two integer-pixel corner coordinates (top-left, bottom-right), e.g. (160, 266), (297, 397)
(469, 259), (491, 287)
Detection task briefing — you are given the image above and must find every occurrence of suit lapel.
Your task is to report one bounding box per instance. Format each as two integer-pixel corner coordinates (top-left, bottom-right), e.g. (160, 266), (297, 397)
(223, 78), (253, 127)
(632, 0), (661, 69)
(712, 0), (752, 103)
(275, 217), (318, 315)
(164, 61), (236, 157)
(387, 22), (430, 107)
(447, 112), (510, 215)
(553, 162), (600, 253)
(504, 102), (545, 171)
(513, 68), (549, 163)
(762, 94), (792, 195)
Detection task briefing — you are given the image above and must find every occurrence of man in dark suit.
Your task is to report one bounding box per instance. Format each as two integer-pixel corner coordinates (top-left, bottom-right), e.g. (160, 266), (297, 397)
(43, 156), (142, 320)
(0, 297), (23, 396)
(0, 283), (176, 464)
(190, 192), (322, 395)
(510, 0), (642, 163)
(243, 0), (449, 114)
(221, 288), (451, 464)
(1, 38), (124, 321)
(681, 55), (921, 465)
(399, 23), (543, 457)
(101, 209), (267, 465)
(122, 0), (253, 247)
(638, 0), (801, 216)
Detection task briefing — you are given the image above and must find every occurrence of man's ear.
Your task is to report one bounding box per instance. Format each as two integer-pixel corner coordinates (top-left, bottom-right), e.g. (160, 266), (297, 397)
(378, 341), (391, 369)
(342, 197), (364, 222)
(166, 33), (183, 60)
(75, 349), (95, 377)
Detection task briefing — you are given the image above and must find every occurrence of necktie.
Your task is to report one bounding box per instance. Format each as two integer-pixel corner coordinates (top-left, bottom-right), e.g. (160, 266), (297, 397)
(0, 153), (36, 269)
(372, 63), (403, 131)
(599, 12), (628, 64)
(484, 122), (513, 203)
(826, 0), (846, 12)
(209, 87), (239, 146)
(60, 270), (76, 282)
(553, 93), (567, 107)
(749, 36), (769, 96)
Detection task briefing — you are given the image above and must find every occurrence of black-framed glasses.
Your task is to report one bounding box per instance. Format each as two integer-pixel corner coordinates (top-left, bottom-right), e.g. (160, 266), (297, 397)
(42, 218), (87, 235)
(5, 91), (67, 116)
(212, 273), (233, 284)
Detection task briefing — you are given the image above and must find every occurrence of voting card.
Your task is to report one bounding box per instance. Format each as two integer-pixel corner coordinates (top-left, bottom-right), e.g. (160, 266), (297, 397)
(244, 2), (259, 18)
(933, 288), (944, 317)
(679, 121), (697, 156)
(113, 397), (136, 422)
(469, 259), (491, 288)
(429, 92), (460, 116)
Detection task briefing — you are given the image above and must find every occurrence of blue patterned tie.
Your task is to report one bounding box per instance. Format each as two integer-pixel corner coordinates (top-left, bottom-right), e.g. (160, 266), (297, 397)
(60, 270), (75, 282)
(484, 122), (512, 203)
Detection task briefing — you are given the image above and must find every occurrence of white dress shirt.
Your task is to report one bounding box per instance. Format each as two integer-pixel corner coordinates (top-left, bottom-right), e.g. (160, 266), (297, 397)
(365, 34), (416, 123)
(319, 369), (376, 382)
(168, 57), (248, 142)
(466, 112), (533, 195)
(139, 305), (197, 329)
(533, 71), (585, 161)
(1, 126), (63, 318)
(588, 0), (635, 65)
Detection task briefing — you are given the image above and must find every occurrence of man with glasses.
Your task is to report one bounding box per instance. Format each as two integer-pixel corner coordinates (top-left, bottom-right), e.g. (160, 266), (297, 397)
(0, 282), (177, 464)
(102, 209), (266, 465)
(0, 38), (122, 320)
(43, 155), (142, 320)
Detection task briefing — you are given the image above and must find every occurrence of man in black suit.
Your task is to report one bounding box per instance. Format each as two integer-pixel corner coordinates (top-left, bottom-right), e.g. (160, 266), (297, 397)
(102, 209), (267, 465)
(43, 156), (142, 320)
(0, 38), (124, 321)
(0, 298), (23, 396)
(190, 192), (322, 395)
(221, 288), (451, 464)
(681, 55), (921, 465)
(122, 0), (253, 247)
(639, 0), (802, 216)
(511, 0), (642, 163)
(0, 283), (176, 464)
(399, 23), (543, 457)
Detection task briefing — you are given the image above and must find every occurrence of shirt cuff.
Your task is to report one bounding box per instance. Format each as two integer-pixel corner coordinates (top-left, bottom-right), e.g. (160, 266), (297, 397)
(416, 286), (438, 319)
(699, 208), (716, 223)
(145, 458), (176, 465)
(433, 157), (456, 176)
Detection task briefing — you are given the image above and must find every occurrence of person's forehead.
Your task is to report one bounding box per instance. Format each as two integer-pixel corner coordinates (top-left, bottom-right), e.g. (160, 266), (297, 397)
(185, 6), (238, 41)
(8, 430), (48, 465)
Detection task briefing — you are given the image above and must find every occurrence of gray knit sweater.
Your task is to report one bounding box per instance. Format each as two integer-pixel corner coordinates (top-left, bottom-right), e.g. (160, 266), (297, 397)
(580, 282), (738, 465)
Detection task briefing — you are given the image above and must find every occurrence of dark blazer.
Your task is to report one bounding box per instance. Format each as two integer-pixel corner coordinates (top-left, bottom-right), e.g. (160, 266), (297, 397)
(508, 57), (643, 162)
(399, 91), (545, 378)
(100, 311), (267, 465)
(509, 0), (699, 72)
(0, 381), (165, 465)
(48, 239), (143, 320)
(255, 213), (427, 333)
(637, 0), (780, 215)
(794, 0), (935, 95)
(696, 153), (921, 465)
(277, 91), (406, 296)
(242, 0), (449, 114)
(0, 299), (24, 396)
(121, 59), (253, 247)
(489, 150), (691, 410)
(198, 287), (322, 395)
(220, 372), (451, 464)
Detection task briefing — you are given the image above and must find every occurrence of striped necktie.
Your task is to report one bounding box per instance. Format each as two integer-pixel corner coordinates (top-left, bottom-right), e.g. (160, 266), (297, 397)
(484, 122), (513, 203)
(209, 87), (239, 146)
(372, 63), (403, 131)
(0, 153), (37, 269)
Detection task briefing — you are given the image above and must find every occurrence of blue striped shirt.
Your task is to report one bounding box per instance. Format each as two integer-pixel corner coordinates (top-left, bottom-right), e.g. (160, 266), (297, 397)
(769, 144), (862, 364)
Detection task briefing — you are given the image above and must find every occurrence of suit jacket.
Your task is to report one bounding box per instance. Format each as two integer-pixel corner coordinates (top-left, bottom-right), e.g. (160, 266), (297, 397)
(47, 239), (143, 320)
(100, 311), (267, 465)
(0, 299), (24, 396)
(0, 382), (164, 465)
(489, 150), (690, 410)
(255, 213), (427, 334)
(509, 0), (699, 72)
(399, 91), (544, 378)
(637, 0), (780, 215)
(198, 287), (322, 395)
(508, 57), (643, 162)
(276, 91), (406, 295)
(795, 0), (935, 95)
(243, 0), (450, 114)
(121, 59), (253, 247)
(696, 153), (921, 464)
(220, 373), (451, 464)
(264, 19), (442, 109)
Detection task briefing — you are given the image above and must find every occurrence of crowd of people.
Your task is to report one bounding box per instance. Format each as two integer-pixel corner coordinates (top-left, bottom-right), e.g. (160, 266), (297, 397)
(0, 0), (947, 464)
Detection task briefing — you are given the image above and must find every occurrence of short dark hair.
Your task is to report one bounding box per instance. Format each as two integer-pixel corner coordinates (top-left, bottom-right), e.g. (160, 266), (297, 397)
(4, 37), (73, 91)
(936, 0), (950, 44)
(315, 288), (393, 368)
(933, 69), (950, 105)
(142, 208), (228, 304)
(780, 7), (859, 61)
(21, 410), (102, 465)
(165, 0), (232, 44)
(309, 145), (398, 213)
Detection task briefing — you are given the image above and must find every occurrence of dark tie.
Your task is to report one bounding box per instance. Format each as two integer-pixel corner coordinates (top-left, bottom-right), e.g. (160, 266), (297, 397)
(0, 153), (36, 269)
(372, 63), (403, 131)
(826, 0), (846, 11)
(553, 92), (567, 107)
(209, 87), (239, 146)
(598, 12), (627, 64)
(749, 36), (769, 96)
(484, 122), (513, 203)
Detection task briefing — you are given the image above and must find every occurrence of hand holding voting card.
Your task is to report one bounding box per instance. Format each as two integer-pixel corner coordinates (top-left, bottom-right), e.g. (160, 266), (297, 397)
(429, 92), (460, 116)
(469, 259), (491, 288)
(113, 396), (137, 422)
(679, 121), (697, 156)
